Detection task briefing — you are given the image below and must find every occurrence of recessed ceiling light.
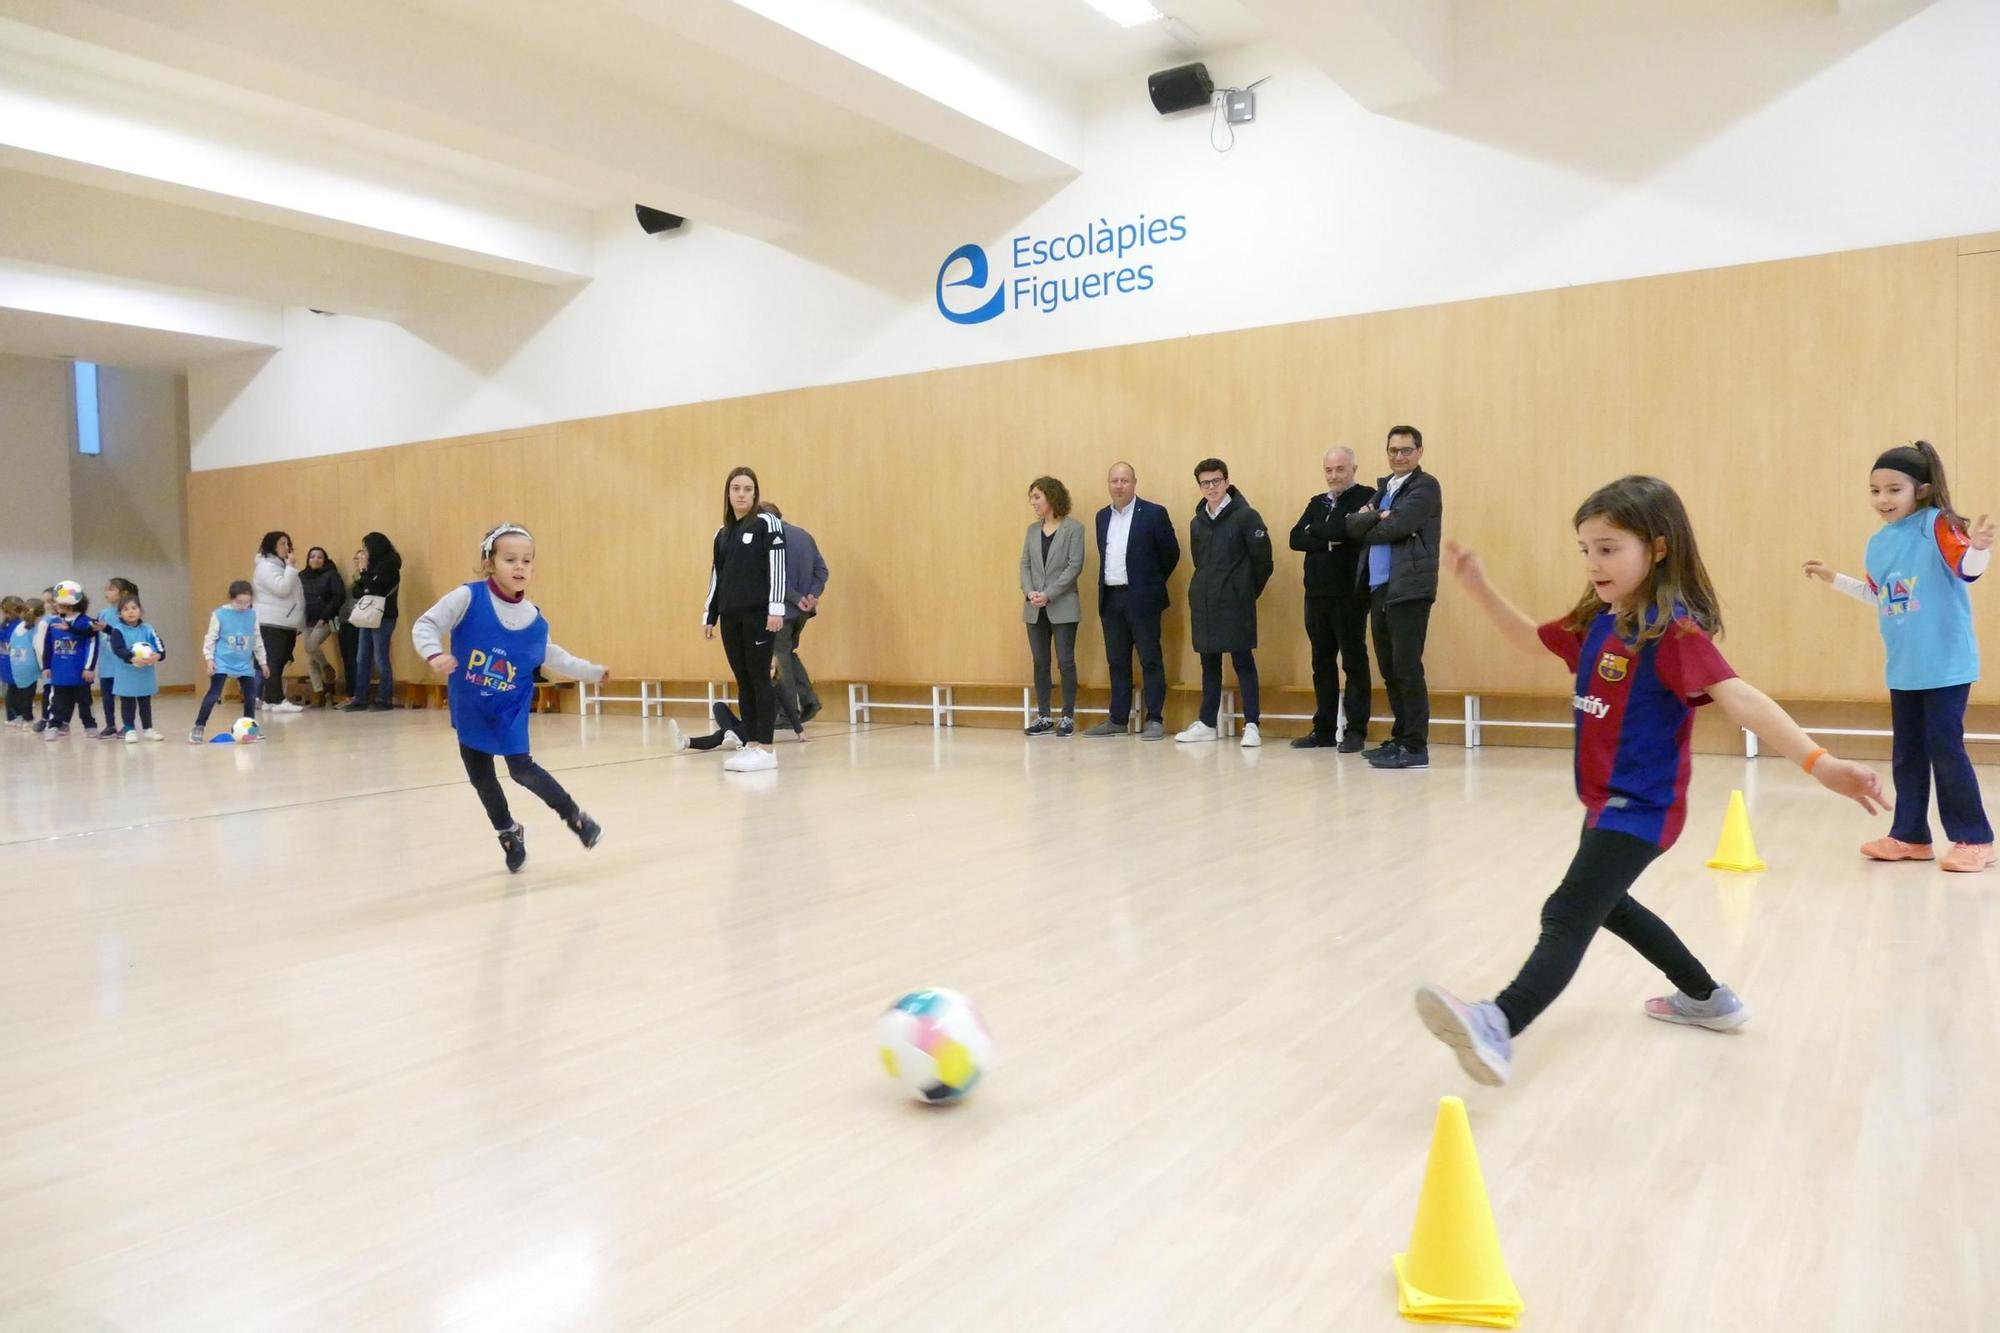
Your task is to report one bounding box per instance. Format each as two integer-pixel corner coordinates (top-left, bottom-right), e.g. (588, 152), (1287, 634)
(1080, 0), (1164, 28)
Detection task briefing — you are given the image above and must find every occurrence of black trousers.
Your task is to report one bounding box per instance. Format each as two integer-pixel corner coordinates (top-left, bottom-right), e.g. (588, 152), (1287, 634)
(718, 611), (778, 746)
(1369, 589), (1432, 752)
(1100, 585), (1167, 725)
(194, 673), (259, 727)
(1494, 828), (1719, 1035)
(1305, 594), (1370, 740)
(5, 682), (33, 721)
(47, 684), (91, 728)
(1026, 612), (1079, 718)
(338, 621), (359, 698)
(259, 626), (297, 704)
(99, 676), (117, 729)
(119, 696), (155, 730)
(460, 744), (577, 832)
(1198, 651), (1259, 728)
(1888, 684), (1994, 845)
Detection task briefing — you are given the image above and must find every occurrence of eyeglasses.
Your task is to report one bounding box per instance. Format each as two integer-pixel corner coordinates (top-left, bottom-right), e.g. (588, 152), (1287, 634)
(1387, 446), (1420, 458)
(1197, 476), (1228, 488)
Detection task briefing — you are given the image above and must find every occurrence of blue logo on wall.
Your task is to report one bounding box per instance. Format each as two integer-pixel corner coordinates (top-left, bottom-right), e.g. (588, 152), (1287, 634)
(935, 243), (1006, 325)
(935, 212), (1189, 325)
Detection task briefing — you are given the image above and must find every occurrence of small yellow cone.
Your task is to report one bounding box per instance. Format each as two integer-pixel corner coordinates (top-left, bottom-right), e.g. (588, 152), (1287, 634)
(1705, 788), (1767, 873)
(1392, 1096), (1524, 1329)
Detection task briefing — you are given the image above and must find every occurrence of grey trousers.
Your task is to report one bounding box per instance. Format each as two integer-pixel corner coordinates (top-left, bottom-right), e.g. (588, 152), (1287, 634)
(302, 621), (338, 694)
(773, 618), (820, 732)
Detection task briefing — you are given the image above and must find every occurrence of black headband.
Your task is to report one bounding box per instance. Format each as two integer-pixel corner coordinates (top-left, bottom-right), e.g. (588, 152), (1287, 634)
(1874, 447), (1930, 484)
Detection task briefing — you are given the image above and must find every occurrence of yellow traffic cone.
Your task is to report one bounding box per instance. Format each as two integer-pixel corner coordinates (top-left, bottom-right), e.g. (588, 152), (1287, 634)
(1705, 788), (1766, 873)
(1392, 1096), (1524, 1329)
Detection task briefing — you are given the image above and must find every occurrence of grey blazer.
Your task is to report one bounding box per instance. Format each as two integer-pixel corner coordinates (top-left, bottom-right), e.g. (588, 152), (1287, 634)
(1020, 517), (1086, 624)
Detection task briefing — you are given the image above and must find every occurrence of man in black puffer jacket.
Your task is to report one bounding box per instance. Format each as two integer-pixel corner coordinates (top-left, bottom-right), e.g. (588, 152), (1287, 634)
(1180, 457), (1275, 747)
(1347, 425), (1443, 769)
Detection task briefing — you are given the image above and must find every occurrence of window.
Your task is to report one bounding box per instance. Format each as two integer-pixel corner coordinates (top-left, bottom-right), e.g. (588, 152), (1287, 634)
(73, 361), (101, 456)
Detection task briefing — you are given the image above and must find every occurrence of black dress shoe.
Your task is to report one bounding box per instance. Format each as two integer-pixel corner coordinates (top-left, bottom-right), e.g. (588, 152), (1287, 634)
(1369, 746), (1429, 770)
(1361, 739), (1401, 761)
(1337, 735), (1366, 754)
(1289, 732), (1334, 750)
(368, 702), (394, 712)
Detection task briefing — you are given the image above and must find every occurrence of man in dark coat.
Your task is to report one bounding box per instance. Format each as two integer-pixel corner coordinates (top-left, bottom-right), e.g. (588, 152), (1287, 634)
(1179, 457), (1274, 747)
(1288, 445), (1377, 752)
(1086, 461), (1182, 740)
(1346, 425), (1443, 769)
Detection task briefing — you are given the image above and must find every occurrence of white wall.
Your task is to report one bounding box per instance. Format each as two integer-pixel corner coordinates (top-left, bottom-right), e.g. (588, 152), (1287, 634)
(189, 0), (2000, 470)
(0, 355), (193, 686)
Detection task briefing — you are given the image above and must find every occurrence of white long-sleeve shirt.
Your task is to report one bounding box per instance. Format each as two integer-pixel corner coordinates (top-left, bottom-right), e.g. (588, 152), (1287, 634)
(1830, 546), (1990, 604)
(411, 583), (605, 682)
(201, 611), (270, 670)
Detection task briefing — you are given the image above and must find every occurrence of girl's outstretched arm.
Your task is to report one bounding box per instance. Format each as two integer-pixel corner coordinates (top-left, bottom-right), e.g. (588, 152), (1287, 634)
(1444, 541), (1544, 658)
(1708, 676), (1886, 813)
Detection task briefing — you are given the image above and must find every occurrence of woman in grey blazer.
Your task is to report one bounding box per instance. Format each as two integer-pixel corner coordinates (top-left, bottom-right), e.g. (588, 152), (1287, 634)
(1020, 476), (1086, 737)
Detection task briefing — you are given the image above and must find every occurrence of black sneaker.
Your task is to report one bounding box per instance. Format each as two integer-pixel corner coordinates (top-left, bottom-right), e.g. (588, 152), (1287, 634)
(1337, 735), (1367, 754)
(1362, 739), (1401, 762)
(31, 719), (46, 733)
(1370, 746), (1429, 770)
(342, 701), (370, 712)
(98, 725), (121, 740)
(566, 810), (602, 850)
(1024, 716), (1055, 737)
(368, 702), (393, 712)
(498, 823), (527, 872)
(1055, 717), (1075, 737)
(1290, 732), (1334, 750)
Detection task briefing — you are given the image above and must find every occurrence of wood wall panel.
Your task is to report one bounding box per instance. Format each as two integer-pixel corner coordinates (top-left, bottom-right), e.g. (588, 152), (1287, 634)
(188, 236), (1998, 705)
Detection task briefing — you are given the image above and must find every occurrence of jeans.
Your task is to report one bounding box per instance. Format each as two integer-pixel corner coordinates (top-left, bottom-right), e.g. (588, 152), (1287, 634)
(1305, 595), (1370, 740)
(195, 673), (259, 728)
(259, 625), (297, 704)
(1369, 589), (1432, 752)
(1889, 684), (1994, 845)
(303, 621), (338, 695)
(718, 611), (777, 746)
(353, 618), (397, 706)
(1100, 585), (1167, 725)
(1026, 612), (1079, 719)
(460, 744), (578, 831)
(1198, 650), (1259, 728)
(1494, 828), (1718, 1035)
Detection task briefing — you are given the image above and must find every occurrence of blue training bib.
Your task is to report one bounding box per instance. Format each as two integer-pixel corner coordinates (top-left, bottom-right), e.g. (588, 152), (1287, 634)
(1865, 507), (1979, 691)
(447, 582), (548, 756)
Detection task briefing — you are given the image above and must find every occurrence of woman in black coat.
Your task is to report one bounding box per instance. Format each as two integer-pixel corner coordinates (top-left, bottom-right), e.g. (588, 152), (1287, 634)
(344, 531), (403, 712)
(297, 546), (347, 707)
(1181, 458), (1274, 746)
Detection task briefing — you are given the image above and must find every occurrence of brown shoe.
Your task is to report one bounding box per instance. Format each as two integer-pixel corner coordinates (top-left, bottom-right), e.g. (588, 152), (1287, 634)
(1940, 843), (1996, 873)
(1860, 836), (1934, 862)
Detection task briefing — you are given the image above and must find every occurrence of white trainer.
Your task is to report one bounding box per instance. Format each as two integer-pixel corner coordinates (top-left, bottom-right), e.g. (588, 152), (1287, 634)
(1240, 723), (1261, 748)
(667, 718), (688, 753)
(1175, 721), (1218, 743)
(723, 746), (777, 772)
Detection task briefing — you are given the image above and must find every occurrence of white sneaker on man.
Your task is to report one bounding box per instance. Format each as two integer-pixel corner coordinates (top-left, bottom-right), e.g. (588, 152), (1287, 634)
(723, 746), (777, 772)
(1176, 721), (1218, 744)
(1240, 723), (1261, 748)
(667, 718), (688, 753)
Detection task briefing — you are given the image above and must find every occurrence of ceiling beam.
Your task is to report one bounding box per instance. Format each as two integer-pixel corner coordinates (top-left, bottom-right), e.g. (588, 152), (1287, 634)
(0, 257), (282, 352)
(1233, 0), (1452, 111)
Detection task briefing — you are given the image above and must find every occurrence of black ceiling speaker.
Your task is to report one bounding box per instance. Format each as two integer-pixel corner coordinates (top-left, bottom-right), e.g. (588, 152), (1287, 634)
(635, 205), (685, 234)
(1148, 62), (1213, 115)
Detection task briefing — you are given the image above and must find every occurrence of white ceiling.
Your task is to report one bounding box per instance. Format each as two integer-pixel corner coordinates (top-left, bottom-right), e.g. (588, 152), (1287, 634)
(0, 0), (1932, 371)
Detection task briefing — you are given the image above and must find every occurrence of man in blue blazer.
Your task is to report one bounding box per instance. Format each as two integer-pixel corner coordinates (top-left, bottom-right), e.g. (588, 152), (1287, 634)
(1084, 461), (1182, 740)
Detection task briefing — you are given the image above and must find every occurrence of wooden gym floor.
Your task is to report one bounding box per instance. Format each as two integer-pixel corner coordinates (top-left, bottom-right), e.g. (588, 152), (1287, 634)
(1, 703), (1995, 1331)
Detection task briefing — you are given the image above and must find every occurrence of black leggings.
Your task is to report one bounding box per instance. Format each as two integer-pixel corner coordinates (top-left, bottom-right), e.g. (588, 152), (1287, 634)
(5, 683), (33, 721)
(1494, 827), (1719, 1035)
(119, 697), (155, 730)
(194, 673), (258, 727)
(718, 611), (777, 746)
(460, 744), (577, 831)
(260, 626), (297, 704)
(99, 677), (116, 728)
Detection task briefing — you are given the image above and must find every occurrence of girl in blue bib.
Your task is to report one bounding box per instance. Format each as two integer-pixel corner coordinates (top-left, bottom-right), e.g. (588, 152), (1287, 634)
(1807, 442), (1994, 873)
(414, 523), (609, 874)
(3, 597), (36, 729)
(192, 580), (268, 743)
(105, 595), (167, 741)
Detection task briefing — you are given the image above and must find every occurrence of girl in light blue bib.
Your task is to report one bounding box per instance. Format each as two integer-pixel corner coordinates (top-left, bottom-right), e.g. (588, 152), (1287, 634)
(1807, 441), (1993, 871)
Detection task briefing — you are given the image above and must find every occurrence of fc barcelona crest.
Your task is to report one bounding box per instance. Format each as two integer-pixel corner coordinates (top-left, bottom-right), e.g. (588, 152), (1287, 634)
(1596, 651), (1629, 684)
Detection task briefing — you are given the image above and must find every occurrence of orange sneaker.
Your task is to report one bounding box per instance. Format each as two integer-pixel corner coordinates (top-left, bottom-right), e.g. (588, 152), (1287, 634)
(1940, 843), (1996, 873)
(1861, 837), (1935, 862)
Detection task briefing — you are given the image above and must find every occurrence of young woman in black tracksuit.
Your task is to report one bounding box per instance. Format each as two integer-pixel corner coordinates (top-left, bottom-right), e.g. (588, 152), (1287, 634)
(704, 466), (787, 772)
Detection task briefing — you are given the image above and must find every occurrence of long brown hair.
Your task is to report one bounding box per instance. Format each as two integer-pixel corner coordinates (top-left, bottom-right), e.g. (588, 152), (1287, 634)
(1562, 475), (1722, 644)
(1875, 441), (1963, 530)
(722, 466), (761, 527)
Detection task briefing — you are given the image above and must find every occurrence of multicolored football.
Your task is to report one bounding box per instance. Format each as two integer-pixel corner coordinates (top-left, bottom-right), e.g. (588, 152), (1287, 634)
(877, 988), (993, 1104)
(53, 580), (83, 606)
(129, 642), (158, 665)
(231, 718), (260, 741)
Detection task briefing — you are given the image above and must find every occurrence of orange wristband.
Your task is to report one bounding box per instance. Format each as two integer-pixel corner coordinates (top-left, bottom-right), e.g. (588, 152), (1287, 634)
(1802, 746), (1828, 774)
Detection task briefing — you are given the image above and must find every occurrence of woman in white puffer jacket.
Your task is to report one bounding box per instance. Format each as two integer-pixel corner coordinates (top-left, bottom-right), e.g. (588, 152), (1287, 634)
(252, 530), (305, 712)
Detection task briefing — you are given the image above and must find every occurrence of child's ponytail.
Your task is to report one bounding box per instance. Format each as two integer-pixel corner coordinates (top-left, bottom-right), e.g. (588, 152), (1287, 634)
(1875, 441), (1964, 531)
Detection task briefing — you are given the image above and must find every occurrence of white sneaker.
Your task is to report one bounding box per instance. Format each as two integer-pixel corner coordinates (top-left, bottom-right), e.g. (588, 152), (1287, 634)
(273, 700), (305, 713)
(1176, 721), (1219, 744)
(124, 730), (139, 744)
(722, 730), (745, 751)
(723, 746), (777, 772)
(143, 729), (164, 742)
(1240, 723), (1261, 748)
(667, 718), (688, 753)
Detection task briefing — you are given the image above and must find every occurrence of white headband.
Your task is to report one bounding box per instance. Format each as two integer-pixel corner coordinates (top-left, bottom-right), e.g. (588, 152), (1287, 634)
(481, 523), (532, 560)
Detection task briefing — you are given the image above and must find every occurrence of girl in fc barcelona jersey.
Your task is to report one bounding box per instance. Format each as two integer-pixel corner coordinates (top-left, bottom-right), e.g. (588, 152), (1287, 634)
(414, 523), (610, 874)
(1804, 441), (1994, 873)
(1413, 476), (1886, 1088)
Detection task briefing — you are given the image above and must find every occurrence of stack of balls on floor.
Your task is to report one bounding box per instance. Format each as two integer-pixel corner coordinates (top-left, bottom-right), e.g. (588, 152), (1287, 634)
(877, 988), (993, 1104)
